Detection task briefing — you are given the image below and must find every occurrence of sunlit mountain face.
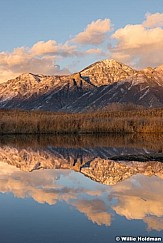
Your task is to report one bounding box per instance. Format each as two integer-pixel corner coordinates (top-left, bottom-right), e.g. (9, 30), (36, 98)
(0, 59), (163, 111)
(0, 134), (163, 243)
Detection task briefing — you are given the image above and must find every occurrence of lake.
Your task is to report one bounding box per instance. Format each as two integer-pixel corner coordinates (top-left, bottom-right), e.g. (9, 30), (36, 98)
(0, 134), (163, 243)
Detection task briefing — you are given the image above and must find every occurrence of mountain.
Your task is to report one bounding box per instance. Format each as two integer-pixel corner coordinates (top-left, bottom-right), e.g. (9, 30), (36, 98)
(0, 59), (163, 111)
(80, 59), (136, 86)
(0, 72), (95, 111)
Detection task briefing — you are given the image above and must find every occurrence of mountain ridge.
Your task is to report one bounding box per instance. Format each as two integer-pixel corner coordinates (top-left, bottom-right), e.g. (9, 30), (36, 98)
(0, 59), (163, 111)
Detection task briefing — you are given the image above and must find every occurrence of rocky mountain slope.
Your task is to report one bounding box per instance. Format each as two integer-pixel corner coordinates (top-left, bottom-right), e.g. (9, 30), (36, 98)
(0, 59), (163, 111)
(80, 59), (136, 86)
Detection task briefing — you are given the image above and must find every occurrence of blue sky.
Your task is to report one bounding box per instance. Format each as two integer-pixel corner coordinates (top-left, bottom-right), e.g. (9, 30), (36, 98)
(0, 0), (163, 82)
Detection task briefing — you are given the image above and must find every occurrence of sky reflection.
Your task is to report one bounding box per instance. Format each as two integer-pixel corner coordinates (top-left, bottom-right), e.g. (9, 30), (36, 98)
(0, 161), (163, 232)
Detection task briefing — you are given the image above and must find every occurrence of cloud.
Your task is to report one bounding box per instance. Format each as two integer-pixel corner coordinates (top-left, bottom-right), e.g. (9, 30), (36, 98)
(85, 48), (104, 55)
(111, 23), (163, 67)
(1, 13), (163, 83)
(31, 40), (78, 57)
(72, 19), (112, 45)
(0, 40), (78, 83)
(143, 12), (163, 28)
(31, 40), (59, 55)
(0, 39), (105, 83)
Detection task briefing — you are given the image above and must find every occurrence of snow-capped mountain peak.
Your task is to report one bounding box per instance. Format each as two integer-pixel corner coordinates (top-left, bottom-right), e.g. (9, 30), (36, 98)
(0, 59), (163, 111)
(80, 59), (136, 86)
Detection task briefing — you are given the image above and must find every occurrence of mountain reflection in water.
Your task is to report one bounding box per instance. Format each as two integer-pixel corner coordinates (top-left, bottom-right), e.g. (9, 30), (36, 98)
(0, 134), (163, 242)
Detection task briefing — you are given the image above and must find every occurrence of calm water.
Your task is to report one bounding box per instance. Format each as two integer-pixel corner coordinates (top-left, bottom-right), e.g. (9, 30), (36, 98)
(0, 134), (163, 243)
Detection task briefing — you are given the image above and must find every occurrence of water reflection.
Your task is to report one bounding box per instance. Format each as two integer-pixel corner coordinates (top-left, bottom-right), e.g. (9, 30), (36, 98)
(111, 175), (163, 230)
(0, 162), (163, 231)
(0, 134), (163, 242)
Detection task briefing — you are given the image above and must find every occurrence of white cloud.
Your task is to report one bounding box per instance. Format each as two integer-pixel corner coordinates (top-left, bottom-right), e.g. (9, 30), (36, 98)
(1, 13), (163, 83)
(0, 40), (78, 83)
(0, 38), (106, 83)
(111, 23), (163, 67)
(31, 40), (59, 55)
(85, 48), (104, 55)
(31, 40), (79, 57)
(72, 19), (112, 45)
(143, 12), (163, 28)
